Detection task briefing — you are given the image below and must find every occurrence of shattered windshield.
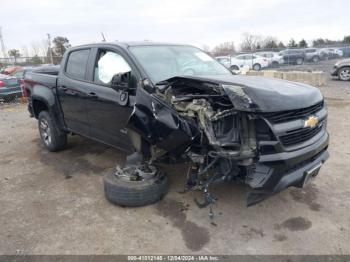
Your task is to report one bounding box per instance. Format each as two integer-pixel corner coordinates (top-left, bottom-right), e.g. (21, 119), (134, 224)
(129, 45), (231, 84)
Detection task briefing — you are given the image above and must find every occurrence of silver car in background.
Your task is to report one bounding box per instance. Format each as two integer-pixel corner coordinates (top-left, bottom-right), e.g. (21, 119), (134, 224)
(254, 51), (284, 67)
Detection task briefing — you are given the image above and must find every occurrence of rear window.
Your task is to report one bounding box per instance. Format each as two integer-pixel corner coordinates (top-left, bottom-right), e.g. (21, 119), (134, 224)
(65, 49), (90, 80)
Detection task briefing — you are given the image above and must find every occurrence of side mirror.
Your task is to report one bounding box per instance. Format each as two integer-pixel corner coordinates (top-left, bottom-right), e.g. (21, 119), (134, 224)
(111, 72), (130, 91)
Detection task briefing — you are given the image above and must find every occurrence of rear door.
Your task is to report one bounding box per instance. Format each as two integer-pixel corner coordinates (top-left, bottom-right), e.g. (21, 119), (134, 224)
(57, 48), (91, 136)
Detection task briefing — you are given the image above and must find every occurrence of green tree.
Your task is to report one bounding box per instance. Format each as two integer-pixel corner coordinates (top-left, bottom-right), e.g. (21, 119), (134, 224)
(288, 39), (298, 48)
(8, 49), (21, 64)
(30, 55), (42, 64)
(278, 41), (285, 48)
(52, 36), (70, 56)
(343, 35), (350, 44)
(264, 39), (278, 49)
(312, 38), (326, 47)
(298, 39), (308, 48)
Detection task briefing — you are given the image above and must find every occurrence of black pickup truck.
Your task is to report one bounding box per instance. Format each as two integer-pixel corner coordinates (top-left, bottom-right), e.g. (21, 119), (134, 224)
(25, 42), (329, 208)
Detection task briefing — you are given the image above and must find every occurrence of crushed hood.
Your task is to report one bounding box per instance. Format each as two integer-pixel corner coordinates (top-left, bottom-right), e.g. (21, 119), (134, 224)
(158, 75), (324, 112)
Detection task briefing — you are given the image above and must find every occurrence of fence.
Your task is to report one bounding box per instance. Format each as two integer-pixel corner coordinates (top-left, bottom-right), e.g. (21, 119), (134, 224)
(1, 44), (349, 105)
(213, 45), (350, 70)
(0, 56), (62, 67)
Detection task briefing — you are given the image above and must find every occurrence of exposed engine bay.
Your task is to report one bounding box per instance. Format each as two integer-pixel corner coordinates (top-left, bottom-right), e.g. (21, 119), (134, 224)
(126, 76), (329, 209)
(127, 77), (259, 209)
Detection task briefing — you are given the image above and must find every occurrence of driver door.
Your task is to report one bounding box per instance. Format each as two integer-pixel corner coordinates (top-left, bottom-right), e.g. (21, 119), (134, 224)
(84, 48), (137, 152)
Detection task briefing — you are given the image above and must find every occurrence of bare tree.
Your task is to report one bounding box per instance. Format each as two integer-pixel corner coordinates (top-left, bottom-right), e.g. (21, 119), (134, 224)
(21, 45), (29, 57)
(39, 39), (49, 57)
(212, 42), (236, 56)
(31, 41), (40, 56)
(240, 33), (261, 52)
(201, 44), (210, 53)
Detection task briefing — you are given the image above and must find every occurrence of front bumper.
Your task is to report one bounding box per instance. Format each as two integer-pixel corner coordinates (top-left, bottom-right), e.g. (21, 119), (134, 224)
(330, 67), (338, 76)
(246, 131), (329, 206)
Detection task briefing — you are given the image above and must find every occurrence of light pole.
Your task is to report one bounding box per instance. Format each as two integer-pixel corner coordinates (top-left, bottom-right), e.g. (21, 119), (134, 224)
(0, 26), (7, 59)
(47, 33), (53, 64)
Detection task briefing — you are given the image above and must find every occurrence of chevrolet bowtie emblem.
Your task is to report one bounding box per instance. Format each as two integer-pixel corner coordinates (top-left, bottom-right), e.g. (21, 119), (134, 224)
(304, 116), (319, 128)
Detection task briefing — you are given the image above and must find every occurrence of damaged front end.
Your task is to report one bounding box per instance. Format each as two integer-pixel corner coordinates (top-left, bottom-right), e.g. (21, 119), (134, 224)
(127, 76), (329, 207)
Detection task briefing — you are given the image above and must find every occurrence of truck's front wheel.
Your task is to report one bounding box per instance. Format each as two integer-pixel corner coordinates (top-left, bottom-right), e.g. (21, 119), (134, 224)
(38, 111), (67, 152)
(103, 164), (168, 207)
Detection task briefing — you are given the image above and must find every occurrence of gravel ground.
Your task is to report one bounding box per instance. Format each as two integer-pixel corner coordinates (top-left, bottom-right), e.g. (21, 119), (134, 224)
(0, 65), (350, 255)
(279, 58), (350, 100)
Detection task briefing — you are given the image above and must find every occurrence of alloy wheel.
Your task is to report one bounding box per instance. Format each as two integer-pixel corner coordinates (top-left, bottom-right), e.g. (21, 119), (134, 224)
(39, 119), (52, 146)
(339, 68), (350, 81)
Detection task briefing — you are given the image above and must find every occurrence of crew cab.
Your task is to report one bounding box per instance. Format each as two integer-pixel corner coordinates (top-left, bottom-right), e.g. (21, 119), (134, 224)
(25, 42), (329, 208)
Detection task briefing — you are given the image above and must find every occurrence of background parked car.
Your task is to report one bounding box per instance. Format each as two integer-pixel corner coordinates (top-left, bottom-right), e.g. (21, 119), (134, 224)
(254, 51), (284, 67)
(331, 59), (350, 81)
(215, 56), (231, 68)
(279, 49), (306, 65)
(319, 48), (343, 59)
(0, 73), (22, 102)
(2, 66), (23, 75)
(338, 46), (350, 58)
(230, 54), (269, 71)
(303, 48), (323, 63)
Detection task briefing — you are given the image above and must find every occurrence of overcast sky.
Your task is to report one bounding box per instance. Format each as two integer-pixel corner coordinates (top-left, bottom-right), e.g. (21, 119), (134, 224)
(1, 0), (349, 55)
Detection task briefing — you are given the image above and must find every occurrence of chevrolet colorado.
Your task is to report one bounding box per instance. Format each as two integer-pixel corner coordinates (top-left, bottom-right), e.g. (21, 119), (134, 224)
(25, 42), (329, 208)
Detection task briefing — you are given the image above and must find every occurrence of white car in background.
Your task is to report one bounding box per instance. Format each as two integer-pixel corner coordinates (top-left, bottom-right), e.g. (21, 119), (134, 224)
(254, 51), (284, 66)
(215, 56), (231, 68)
(230, 54), (269, 71)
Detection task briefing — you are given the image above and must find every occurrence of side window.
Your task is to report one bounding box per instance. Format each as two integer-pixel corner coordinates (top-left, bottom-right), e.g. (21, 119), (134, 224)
(65, 49), (90, 80)
(94, 50), (131, 84)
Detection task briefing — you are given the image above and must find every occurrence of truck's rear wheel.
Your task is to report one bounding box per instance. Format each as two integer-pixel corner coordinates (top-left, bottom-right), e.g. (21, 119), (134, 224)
(38, 111), (67, 152)
(103, 164), (168, 207)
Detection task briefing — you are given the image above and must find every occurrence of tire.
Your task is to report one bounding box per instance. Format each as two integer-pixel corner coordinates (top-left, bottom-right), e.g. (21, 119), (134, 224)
(271, 61), (279, 67)
(253, 63), (261, 71)
(230, 65), (239, 71)
(338, 67), (350, 81)
(312, 56), (320, 63)
(296, 58), (304, 65)
(104, 166), (169, 207)
(38, 111), (67, 152)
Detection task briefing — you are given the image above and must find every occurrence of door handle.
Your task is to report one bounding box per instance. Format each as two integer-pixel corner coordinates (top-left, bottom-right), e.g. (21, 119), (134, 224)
(88, 92), (98, 99)
(61, 86), (68, 92)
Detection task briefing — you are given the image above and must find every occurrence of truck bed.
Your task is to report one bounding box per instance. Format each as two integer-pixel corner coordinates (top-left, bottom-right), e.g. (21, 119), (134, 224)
(25, 71), (58, 89)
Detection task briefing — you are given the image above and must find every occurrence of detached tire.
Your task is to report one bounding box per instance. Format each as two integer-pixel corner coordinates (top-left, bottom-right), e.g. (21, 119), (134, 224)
(103, 167), (169, 207)
(38, 111), (67, 152)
